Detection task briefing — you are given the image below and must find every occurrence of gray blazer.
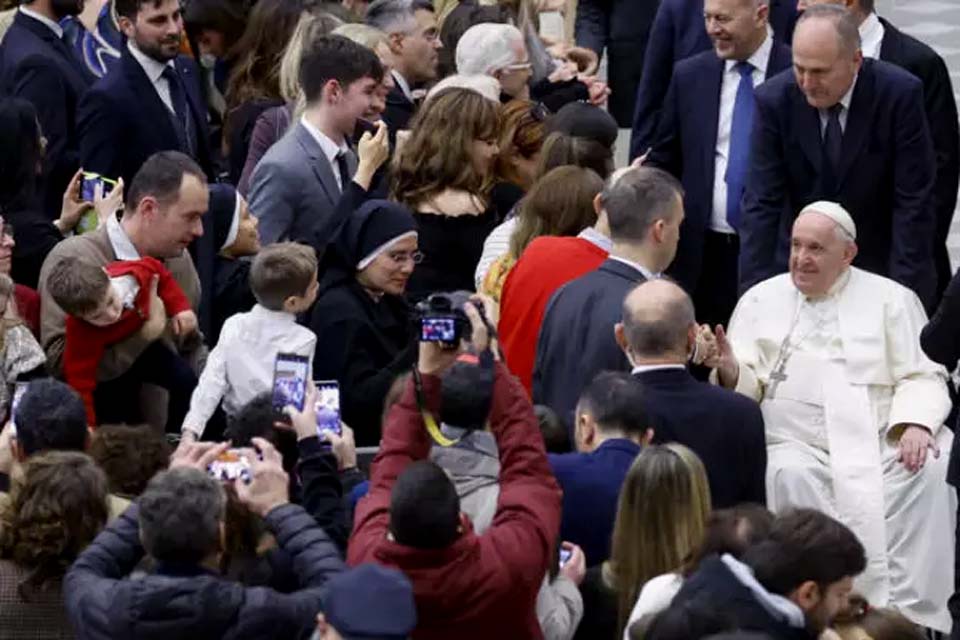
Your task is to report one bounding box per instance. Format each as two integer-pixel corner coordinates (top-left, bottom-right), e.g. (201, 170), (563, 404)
(246, 122), (358, 251)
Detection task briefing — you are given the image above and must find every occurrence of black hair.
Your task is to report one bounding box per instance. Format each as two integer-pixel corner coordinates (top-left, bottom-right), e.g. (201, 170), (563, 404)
(534, 404), (570, 453)
(640, 596), (736, 640)
(389, 460), (460, 549)
(226, 393), (298, 472)
(125, 151), (206, 212)
(576, 371), (650, 436)
(0, 97), (41, 215)
(115, 0), (170, 20)
(299, 34), (385, 105)
(15, 379), (88, 457)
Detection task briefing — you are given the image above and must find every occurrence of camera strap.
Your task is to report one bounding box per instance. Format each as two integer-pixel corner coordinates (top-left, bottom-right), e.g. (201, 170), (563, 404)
(413, 351), (493, 447)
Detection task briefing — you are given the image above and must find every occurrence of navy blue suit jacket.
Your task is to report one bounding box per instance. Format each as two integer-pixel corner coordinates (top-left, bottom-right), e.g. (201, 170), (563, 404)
(648, 42), (792, 294)
(533, 258), (645, 426)
(629, 0), (797, 160)
(76, 47), (213, 188)
(549, 438), (641, 566)
(740, 58), (937, 308)
(633, 368), (766, 507)
(0, 11), (93, 218)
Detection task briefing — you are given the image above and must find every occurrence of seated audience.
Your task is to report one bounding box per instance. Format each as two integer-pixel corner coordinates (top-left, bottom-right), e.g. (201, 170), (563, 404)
(309, 200), (418, 446)
(64, 439), (347, 638)
(47, 255), (199, 429)
(827, 594), (926, 640)
(619, 279), (766, 507)
(88, 424), (170, 498)
(549, 372), (651, 568)
(575, 443), (711, 640)
(347, 300), (563, 638)
(668, 508), (867, 640)
(38, 151), (206, 430)
(391, 87), (502, 299)
(181, 242), (318, 440)
(0, 451), (109, 639)
(313, 564), (417, 639)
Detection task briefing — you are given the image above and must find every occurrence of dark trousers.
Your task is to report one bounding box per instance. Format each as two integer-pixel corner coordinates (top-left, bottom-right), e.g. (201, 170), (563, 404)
(694, 230), (741, 329)
(93, 341), (198, 432)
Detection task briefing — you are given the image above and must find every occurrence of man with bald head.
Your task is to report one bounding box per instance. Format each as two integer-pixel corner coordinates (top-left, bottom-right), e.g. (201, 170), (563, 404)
(707, 201), (954, 631)
(616, 279), (766, 507)
(738, 4), (937, 310)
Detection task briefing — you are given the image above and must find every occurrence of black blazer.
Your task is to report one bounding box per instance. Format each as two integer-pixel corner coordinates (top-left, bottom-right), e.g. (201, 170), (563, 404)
(76, 47), (214, 188)
(0, 11), (93, 219)
(739, 59), (937, 308)
(533, 258), (646, 426)
(634, 368), (767, 506)
(383, 83), (416, 142)
(648, 42), (792, 294)
(628, 0), (797, 160)
(879, 18), (960, 299)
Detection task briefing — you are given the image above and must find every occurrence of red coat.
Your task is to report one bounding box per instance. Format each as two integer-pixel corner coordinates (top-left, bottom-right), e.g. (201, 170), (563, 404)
(348, 364), (562, 640)
(63, 257), (192, 425)
(499, 236), (608, 393)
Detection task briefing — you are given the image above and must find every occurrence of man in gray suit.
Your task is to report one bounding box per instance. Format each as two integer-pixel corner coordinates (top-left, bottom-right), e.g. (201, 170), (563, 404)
(247, 35), (384, 252)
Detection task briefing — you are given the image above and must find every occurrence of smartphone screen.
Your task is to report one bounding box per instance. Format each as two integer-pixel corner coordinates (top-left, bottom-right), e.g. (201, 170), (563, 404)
(421, 316), (457, 343)
(9, 382), (28, 436)
(559, 548), (572, 567)
(272, 354), (309, 413)
(80, 174), (103, 203)
(315, 380), (342, 438)
(207, 449), (252, 483)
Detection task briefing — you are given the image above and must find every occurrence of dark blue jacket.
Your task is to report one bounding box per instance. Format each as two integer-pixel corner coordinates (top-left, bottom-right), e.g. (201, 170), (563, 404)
(647, 42), (792, 294)
(0, 11), (94, 218)
(549, 438), (641, 567)
(633, 367), (766, 507)
(629, 0), (797, 160)
(739, 58), (937, 309)
(533, 258), (646, 426)
(76, 46), (214, 188)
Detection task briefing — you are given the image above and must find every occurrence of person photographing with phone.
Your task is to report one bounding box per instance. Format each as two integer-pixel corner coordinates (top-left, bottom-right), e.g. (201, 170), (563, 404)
(348, 294), (563, 640)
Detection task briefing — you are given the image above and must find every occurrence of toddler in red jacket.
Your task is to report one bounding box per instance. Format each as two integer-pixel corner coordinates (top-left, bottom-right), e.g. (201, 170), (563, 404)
(46, 255), (199, 426)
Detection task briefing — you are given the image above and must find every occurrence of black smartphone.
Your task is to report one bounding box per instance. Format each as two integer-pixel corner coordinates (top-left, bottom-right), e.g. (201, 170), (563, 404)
(271, 353), (310, 414)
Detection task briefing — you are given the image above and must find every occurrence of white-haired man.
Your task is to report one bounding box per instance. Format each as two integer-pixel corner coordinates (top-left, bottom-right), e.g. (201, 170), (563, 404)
(705, 201), (955, 632)
(455, 23), (531, 101)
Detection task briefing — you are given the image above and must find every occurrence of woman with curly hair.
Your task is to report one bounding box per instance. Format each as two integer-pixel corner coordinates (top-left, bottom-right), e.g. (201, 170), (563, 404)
(0, 451), (109, 638)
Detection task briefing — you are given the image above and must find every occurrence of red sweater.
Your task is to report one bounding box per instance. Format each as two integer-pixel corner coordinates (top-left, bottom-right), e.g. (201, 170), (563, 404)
(63, 257), (192, 425)
(499, 236), (608, 393)
(347, 364), (562, 640)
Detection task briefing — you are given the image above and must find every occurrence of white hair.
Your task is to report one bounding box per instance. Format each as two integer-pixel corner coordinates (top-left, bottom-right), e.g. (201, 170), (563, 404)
(425, 74), (502, 103)
(455, 23), (525, 76)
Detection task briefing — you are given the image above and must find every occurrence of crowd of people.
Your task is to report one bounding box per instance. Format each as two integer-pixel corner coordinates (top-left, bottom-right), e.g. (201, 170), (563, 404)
(0, 0), (958, 638)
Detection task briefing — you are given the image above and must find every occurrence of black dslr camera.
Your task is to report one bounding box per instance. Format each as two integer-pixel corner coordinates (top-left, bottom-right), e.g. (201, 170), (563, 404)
(415, 291), (477, 347)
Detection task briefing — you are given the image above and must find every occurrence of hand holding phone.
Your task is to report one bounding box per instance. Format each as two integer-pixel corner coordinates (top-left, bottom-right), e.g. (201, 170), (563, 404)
(206, 448), (255, 484)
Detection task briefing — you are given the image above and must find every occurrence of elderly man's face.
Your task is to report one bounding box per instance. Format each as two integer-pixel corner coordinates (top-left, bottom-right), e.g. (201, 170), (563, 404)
(792, 17), (861, 109)
(789, 212), (856, 297)
(704, 0), (768, 61)
(496, 40), (532, 99)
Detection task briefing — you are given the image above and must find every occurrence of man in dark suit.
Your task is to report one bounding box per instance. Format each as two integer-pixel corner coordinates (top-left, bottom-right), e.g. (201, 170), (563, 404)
(739, 5), (937, 308)
(0, 0), (94, 219)
(549, 371), (651, 566)
(629, 0), (797, 161)
(618, 279), (766, 507)
(247, 35), (383, 252)
(648, 0), (792, 328)
(76, 0), (214, 190)
(533, 166), (684, 426)
(366, 0), (440, 136)
(797, 0), (960, 300)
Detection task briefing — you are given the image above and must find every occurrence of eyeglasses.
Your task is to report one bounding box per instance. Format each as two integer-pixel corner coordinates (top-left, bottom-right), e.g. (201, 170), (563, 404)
(503, 61), (533, 72)
(387, 250), (424, 265)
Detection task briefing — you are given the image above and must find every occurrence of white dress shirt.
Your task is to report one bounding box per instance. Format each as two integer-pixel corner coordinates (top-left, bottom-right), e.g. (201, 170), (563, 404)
(182, 304), (317, 436)
(300, 116), (350, 190)
(19, 6), (62, 38)
(608, 255), (659, 281)
(106, 213), (141, 260)
(819, 75), (857, 134)
(578, 226), (613, 252)
(712, 33), (773, 234)
(859, 12), (885, 60)
(127, 41), (178, 116)
(631, 364), (686, 374)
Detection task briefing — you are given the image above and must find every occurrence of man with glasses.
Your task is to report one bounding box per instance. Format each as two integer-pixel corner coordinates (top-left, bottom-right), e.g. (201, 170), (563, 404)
(454, 23), (533, 101)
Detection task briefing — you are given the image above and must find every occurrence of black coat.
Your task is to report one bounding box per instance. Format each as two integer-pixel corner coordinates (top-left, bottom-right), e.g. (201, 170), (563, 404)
(634, 368), (767, 507)
(533, 258), (646, 426)
(383, 83), (416, 144)
(6, 207), (63, 289)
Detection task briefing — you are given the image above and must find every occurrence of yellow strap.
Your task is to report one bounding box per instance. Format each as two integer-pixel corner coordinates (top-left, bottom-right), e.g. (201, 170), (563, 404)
(422, 409), (460, 447)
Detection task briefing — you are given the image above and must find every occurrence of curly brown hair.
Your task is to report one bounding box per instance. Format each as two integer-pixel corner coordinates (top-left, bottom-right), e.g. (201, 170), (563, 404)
(391, 87), (502, 210)
(494, 99), (547, 189)
(0, 452), (108, 594)
(88, 425), (171, 498)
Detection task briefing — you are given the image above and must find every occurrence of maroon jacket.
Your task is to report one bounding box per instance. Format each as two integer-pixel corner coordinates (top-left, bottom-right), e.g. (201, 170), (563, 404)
(347, 363), (562, 640)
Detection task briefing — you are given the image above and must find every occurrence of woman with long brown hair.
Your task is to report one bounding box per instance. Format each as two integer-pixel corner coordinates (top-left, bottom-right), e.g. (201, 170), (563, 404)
(391, 87), (502, 299)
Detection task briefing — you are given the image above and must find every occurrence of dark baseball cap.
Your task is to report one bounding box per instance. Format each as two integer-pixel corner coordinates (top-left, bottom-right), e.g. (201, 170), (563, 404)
(323, 564), (417, 639)
(546, 102), (619, 149)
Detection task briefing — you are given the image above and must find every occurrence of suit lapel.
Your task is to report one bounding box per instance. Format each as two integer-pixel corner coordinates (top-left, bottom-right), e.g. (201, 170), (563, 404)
(175, 57), (209, 159)
(295, 123), (339, 203)
(837, 61), (876, 185)
(702, 57), (724, 196)
(122, 48), (178, 147)
(16, 12), (93, 87)
(877, 18), (903, 65)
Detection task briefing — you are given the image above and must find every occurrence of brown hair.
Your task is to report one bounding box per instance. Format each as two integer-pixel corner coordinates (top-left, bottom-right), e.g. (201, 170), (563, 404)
(46, 256), (110, 317)
(507, 165), (601, 261)
(681, 504), (774, 576)
(494, 100), (547, 189)
(832, 595), (925, 640)
(0, 451), (109, 595)
(88, 425), (171, 498)
(391, 88), (502, 210)
(537, 131), (614, 180)
(250, 242), (318, 310)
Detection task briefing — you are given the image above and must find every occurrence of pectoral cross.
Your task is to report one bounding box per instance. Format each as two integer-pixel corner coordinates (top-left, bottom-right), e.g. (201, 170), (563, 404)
(767, 363), (788, 399)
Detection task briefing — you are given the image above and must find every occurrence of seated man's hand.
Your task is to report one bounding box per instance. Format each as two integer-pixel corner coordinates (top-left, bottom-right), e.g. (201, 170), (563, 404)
(692, 323), (717, 366)
(705, 324), (739, 388)
(171, 310), (198, 337)
(235, 437), (290, 517)
(140, 276), (167, 341)
(898, 424), (939, 473)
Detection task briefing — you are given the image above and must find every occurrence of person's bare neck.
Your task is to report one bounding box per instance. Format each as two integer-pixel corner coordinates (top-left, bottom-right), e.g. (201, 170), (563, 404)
(632, 354), (686, 367)
(304, 106), (346, 147)
(741, 28), (768, 62)
(119, 216), (150, 257)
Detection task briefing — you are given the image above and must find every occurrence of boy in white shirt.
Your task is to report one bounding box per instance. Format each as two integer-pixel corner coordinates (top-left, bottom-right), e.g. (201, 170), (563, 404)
(180, 242), (319, 440)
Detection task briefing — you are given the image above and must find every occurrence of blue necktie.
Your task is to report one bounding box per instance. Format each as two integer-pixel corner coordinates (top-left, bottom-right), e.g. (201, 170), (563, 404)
(725, 61), (755, 230)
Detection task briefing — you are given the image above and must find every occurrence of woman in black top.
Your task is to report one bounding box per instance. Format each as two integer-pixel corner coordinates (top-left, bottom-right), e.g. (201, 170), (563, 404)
(391, 88), (502, 300)
(308, 200), (419, 446)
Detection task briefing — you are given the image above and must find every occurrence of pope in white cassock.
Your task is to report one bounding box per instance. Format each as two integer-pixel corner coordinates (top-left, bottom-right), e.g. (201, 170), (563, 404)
(705, 201), (956, 632)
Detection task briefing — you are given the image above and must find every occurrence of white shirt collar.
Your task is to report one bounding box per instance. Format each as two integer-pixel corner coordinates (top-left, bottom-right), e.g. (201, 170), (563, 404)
(859, 12), (885, 60)
(300, 116), (349, 166)
(392, 69), (414, 102)
(837, 73), (857, 113)
(127, 40), (174, 84)
(249, 303), (297, 323)
(106, 213), (141, 261)
(19, 6), (63, 38)
(578, 226), (612, 252)
(724, 29), (773, 76)
(609, 255), (658, 281)
(631, 364), (686, 374)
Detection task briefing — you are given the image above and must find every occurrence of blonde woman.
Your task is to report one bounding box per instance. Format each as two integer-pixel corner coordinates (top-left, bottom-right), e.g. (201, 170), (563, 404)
(574, 444), (712, 640)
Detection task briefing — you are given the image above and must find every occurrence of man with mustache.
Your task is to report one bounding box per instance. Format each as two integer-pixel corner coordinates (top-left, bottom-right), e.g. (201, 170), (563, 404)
(76, 0), (214, 190)
(0, 0), (95, 220)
